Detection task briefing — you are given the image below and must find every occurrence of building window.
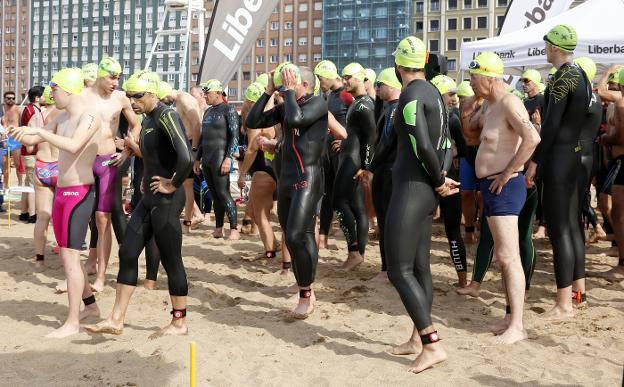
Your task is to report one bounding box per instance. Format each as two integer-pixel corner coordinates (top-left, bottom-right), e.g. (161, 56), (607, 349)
(497, 0), (509, 6)
(376, 7), (387, 17)
(358, 8), (370, 17)
(375, 28), (387, 39)
(299, 3), (308, 12)
(448, 18), (457, 30)
(429, 39), (439, 52)
(430, 0), (440, 11)
(375, 47), (387, 57)
(416, 21), (424, 33)
(315, 2), (323, 11)
(358, 29), (369, 40)
(271, 22), (279, 30)
(257, 39), (264, 48)
(430, 20), (440, 32)
(314, 19), (322, 28)
(416, 1), (424, 13)
(448, 59), (457, 71)
(477, 36), (487, 40)
(464, 0), (472, 8)
(256, 55), (264, 64)
(463, 17), (472, 29)
(478, 0), (488, 7)
(285, 4), (293, 12)
(358, 48), (369, 58)
(298, 37), (307, 46)
(313, 36), (322, 45)
(270, 55), (278, 63)
(298, 54), (307, 63)
(497, 15), (505, 28)
(463, 37), (472, 42)
(447, 38), (457, 51)
(270, 38), (279, 47)
(243, 72), (251, 81)
(448, 0), (458, 9)
(284, 54), (293, 62)
(284, 38), (293, 46)
(228, 88), (237, 98)
(313, 53), (322, 62)
(299, 20), (308, 29)
(285, 22), (293, 30)
(242, 56), (251, 64)
(477, 16), (487, 29)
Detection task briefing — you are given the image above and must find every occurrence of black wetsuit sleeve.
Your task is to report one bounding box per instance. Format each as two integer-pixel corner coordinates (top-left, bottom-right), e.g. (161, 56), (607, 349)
(449, 113), (466, 158)
(283, 90), (327, 128)
(225, 104), (240, 158)
(402, 97), (445, 187)
(370, 104), (397, 172)
(532, 67), (579, 164)
(196, 133), (203, 161)
(246, 93), (283, 129)
(354, 99), (377, 170)
(159, 108), (193, 188)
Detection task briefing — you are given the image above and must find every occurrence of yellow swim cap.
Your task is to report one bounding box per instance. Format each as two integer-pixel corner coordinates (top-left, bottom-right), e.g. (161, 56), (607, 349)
(81, 63), (98, 82)
(200, 79), (224, 93)
(469, 52), (504, 79)
(274, 63), (302, 90)
(457, 81), (475, 97)
(393, 36), (427, 69)
(313, 75), (321, 95)
(314, 60), (339, 80)
(342, 62), (366, 81)
(245, 82), (264, 103)
(543, 24), (577, 53)
(376, 68), (402, 90)
(364, 68), (377, 84)
(619, 68), (624, 86)
(431, 75), (458, 95)
(50, 68), (85, 95)
(158, 81), (174, 100)
(521, 69), (541, 85)
(256, 73), (269, 89)
(97, 57), (122, 78)
(123, 70), (161, 94)
(43, 85), (54, 105)
(573, 57), (597, 83)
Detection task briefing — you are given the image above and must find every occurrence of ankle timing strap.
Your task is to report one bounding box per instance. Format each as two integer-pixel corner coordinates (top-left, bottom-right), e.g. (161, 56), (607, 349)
(505, 305), (511, 314)
(572, 291), (586, 304)
(299, 289), (312, 299)
(347, 244), (359, 252)
(36, 254), (44, 261)
(264, 251), (277, 259)
(83, 295), (96, 306)
(171, 308), (187, 319)
(242, 219), (253, 226)
(282, 261), (292, 270)
(420, 331), (441, 345)
(464, 226), (475, 233)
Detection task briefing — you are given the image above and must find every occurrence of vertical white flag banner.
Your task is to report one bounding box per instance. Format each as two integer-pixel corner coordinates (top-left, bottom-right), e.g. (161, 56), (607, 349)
(498, 0), (574, 36)
(199, 0), (280, 85)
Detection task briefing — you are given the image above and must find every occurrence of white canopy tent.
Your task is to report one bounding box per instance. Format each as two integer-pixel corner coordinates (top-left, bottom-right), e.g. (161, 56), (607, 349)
(459, 0), (624, 75)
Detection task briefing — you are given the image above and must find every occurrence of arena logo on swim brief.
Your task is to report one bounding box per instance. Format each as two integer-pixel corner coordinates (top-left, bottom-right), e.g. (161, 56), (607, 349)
(588, 44), (624, 54)
(63, 191), (80, 197)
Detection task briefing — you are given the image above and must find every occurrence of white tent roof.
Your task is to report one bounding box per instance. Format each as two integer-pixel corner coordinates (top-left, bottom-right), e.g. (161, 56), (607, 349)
(460, 0), (624, 72)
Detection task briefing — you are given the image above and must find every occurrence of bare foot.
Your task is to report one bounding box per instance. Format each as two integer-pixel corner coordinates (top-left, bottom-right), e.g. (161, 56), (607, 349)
(340, 253), (364, 270)
(407, 344), (447, 374)
(55, 280), (68, 293)
(489, 316), (510, 335)
(181, 222), (191, 234)
(79, 304), (101, 321)
(369, 271), (389, 283)
(319, 235), (328, 250)
(90, 278), (106, 293)
(227, 229), (240, 241)
(456, 281), (480, 297)
(45, 323), (81, 339)
(148, 320), (188, 339)
(85, 263), (97, 275)
(541, 305), (574, 322)
(279, 267), (293, 278)
(85, 318), (124, 335)
(290, 291), (315, 320)
(594, 225), (607, 240)
(143, 279), (157, 290)
(532, 226), (547, 239)
(190, 216), (204, 229)
(212, 229), (224, 239)
(495, 326), (528, 344)
(390, 340), (420, 356)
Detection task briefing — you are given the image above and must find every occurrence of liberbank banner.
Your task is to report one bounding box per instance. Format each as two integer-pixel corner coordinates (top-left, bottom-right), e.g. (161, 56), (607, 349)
(460, 0), (624, 70)
(498, 0), (573, 35)
(199, 0), (280, 85)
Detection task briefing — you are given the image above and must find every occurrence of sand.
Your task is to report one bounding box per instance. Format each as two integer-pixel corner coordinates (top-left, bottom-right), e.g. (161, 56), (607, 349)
(1, 206), (623, 387)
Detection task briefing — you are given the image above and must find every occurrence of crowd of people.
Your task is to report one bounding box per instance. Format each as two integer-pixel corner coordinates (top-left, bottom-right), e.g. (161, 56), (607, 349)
(1, 23), (623, 374)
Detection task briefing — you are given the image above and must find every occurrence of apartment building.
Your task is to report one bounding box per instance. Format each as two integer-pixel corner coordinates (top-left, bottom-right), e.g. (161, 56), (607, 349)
(0, 0), (29, 101)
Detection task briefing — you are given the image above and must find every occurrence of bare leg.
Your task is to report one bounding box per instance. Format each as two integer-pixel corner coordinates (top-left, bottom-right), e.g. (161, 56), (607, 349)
(340, 250), (364, 270)
(85, 283), (137, 334)
(92, 211), (112, 292)
(182, 179), (194, 233)
(408, 326), (448, 373)
(250, 173), (278, 251)
(456, 280), (481, 297)
(461, 190), (477, 244)
(611, 187), (624, 261)
(290, 288), (315, 319)
(33, 184), (54, 270)
(280, 234), (292, 277)
(390, 325), (421, 355)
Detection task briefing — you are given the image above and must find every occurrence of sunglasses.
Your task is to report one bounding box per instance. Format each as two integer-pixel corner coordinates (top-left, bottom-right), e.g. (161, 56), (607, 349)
(343, 75), (353, 81)
(126, 92), (146, 100)
(4, 96), (15, 100)
(375, 81), (383, 88)
(521, 78), (531, 84)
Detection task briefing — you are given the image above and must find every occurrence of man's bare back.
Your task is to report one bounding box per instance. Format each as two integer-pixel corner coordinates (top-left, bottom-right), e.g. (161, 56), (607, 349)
(2, 105), (20, 127)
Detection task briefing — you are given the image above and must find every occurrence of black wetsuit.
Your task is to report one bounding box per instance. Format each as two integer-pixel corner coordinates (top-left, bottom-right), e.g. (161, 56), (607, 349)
(117, 103), (192, 296)
(333, 94), (376, 255)
(385, 78), (451, 330)
(319, 87), (352, 236)
(247, 91), (328, 288)
(532, 63), (591, 289)
(439, 111), (466, 274)
(197, 102), (239, 229)
(370, 99), (398, 272)
(524, 93), (547, 227)
(579, 91), (602, 234)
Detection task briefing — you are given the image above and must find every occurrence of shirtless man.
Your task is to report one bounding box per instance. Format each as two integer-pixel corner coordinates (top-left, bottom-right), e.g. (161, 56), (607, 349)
(190, 86), (208, 114)
(1, 91), (22, 186)
(9, 68), (102, 338)
(83, 57), (142, 292)
(158, 81), (203, 233)
(470, 52), (540, 344)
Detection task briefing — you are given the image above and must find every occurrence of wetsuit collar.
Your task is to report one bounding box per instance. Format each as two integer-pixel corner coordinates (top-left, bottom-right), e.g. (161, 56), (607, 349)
(405, 78), (426, 88)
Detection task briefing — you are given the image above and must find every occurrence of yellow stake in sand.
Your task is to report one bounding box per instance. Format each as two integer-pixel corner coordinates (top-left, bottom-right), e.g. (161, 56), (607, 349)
(190, 341), (196, 387)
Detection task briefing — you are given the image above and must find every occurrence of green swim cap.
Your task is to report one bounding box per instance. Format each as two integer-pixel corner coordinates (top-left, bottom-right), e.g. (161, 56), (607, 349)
(81, 63), (98, 82)
(200, 79), (224, 93)
(50, 68), (85, 95)
(619, 68), (624, 85)
(573, 57), (597, 83)
(123, 70), (160, 94)
(313, 75), (321, 96)
(376, 68), (402, 90)
(431, 75), (458, 96)
(393, 36), (427, 69)
(97, 57), (122, 78)
(314, 60), (339, 80)
(256, 73), (269, 89)
(43, 85), (54, 105)
(543, 24), (577, 52)
(521, 69), (541, 85)
(274, 63), (301, 90)
(158, 81), (174, 100)
(342, 62), (366, 81)
(365, 68), (377, 84)
(457, 81), (475, 97)
(245, 82), (264, 103)
(469, 52), (504, 78)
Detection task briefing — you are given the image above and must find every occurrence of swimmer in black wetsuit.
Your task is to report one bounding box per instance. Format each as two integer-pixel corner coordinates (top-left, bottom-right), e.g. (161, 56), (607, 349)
(526, 25), (591, 321)
(385, 36), (458, 374)
(334, 62), (376, 270)
(367, 68), (401, 283)
(246, 64), (328, 319)
(314, 60), (353, 249)
(87, 71), (193, 337)
(194, 79), (240, 240)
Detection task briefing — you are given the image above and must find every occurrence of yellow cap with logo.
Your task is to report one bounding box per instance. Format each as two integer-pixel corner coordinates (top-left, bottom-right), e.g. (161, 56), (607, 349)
(521, 69), (541, 85)
(342, 62), (366, 81)
(393, 36), (428, 69)
(364, 68), (377, 84)
(431, 75), (458, 95)
(314, 60), (339, 80)
(123, 70), (161, 94)
(376, 68), (402, 90)
(50, 68), (85, 95)
(274, 63), (302, 90)
(158, 81), (174, 100)
(469, 52), (504, 79)
(81, 63), (98, 82)
(256, 73), (269, 89)
(457, 81), (475, 97)
(97, 57), (122, 78)
(573, 57), (597, 83)
(200, 79), (224, 93)
(245, 82), (265, 103)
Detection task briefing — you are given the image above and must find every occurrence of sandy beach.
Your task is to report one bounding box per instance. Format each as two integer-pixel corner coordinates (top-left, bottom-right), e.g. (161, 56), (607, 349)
(1, 204), (623, 386)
